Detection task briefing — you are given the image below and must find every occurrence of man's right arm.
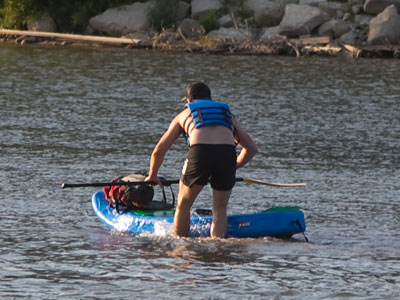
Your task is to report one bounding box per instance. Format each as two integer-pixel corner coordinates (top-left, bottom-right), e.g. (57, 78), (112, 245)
(146, 113), (184, 185)
(233, 118), (258, 168)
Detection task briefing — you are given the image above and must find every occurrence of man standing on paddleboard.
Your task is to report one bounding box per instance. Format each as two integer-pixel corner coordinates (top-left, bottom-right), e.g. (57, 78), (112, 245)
(145, 82), (258, 238)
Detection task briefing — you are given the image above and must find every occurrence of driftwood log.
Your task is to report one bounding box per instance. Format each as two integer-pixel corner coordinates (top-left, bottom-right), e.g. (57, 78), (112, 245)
(0, 29), (141, 46)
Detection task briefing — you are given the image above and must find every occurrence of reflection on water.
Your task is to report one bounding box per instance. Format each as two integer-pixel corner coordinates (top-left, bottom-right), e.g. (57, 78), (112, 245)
(0, 43), (399, 299)
(165, 238), (262, 266)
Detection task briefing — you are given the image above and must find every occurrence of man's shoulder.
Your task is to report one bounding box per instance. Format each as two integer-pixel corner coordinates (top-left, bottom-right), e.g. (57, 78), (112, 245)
(174, 108), (191, 124)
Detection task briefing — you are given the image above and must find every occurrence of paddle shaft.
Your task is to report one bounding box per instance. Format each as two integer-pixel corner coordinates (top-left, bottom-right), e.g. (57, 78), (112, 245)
(61, 179), (179, 189)
(62, 177), (306, 189)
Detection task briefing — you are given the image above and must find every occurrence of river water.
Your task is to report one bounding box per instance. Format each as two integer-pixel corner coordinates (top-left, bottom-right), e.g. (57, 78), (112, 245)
(1, 43), (399, 299)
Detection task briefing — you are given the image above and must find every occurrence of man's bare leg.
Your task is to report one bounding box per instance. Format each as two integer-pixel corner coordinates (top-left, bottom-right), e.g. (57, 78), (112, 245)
(174, 182), (203, 237)
(211, 189), (231, 238)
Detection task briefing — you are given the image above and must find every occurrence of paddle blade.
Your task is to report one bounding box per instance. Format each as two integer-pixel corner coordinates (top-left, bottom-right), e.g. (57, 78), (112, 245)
(239, 177), (306, 188)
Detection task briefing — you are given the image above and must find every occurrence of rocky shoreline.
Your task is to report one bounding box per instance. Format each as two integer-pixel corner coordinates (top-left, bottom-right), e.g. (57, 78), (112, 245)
(1, 0), (400, 58)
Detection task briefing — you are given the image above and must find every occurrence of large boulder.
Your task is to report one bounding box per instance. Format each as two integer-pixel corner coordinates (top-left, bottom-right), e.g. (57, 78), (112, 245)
(318, 1), (349, 18)
(368, 5), (400, 44)
(242, 0), (266, 18)
(176, 1), (191, 22)
(191, 0), (223, 19)
(27, 14), (57, 32)
(278, 4), (330, 37)
(364, 0), (400, 15)
(178, 19), (205, 40)
(244, 0), (297, 27)
(318, 19), (352, 38)
(89, 2), (153, 36)
(354, 14), (374, 27)
(300, 0), (349, 18)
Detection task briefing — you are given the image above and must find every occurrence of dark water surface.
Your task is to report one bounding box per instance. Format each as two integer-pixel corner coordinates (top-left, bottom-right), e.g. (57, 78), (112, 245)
(1, 44), (399, 299)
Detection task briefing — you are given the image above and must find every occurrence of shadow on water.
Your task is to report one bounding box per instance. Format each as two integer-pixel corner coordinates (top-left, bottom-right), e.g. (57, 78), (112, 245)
(90, 231), (311, 265)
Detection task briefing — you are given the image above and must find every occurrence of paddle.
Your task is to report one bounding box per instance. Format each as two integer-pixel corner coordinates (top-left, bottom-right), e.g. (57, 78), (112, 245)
(61, 179), (180, 189)
(62, 177), (305, 189)
(236, 177), (306, 188)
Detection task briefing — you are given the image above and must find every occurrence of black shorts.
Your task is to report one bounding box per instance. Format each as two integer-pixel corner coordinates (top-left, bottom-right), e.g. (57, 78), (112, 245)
(181, 144), (236, 191)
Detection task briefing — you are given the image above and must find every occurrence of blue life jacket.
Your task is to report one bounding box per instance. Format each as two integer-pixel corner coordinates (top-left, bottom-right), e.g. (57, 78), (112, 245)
(186, 100), (233, 130)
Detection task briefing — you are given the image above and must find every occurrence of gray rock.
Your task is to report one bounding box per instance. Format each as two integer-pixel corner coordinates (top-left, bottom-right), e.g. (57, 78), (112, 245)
(27, 14), (57, 32)
(178, 18), (205, 40)
(125, 31), (155, 47)
(177, 1), (191, 22)
(278, 4), (330, 37)
(244, 0), (298, 27)
(259, 26), (280, 41)
(343, 12), (352, 22)
(338, 30), (357, 44)
(318, 18), (352, 38)
(84, 24), (97, 35)
(351, 5), (361, 15)
(219, 15), (234, 28)
(318, 1), (350, 18)
(191, 0), (223, 19)
(207, 27), (249, 43)
(299, 0), (324, 6)
(242, 0), (266, 20)
(368, 4), (400, 44)
(348, 0), (364, 6)
(243, 0), (266, 10)
(17, 36), (38, 45)
(89, 2), (153, 36)
(300, 0), (349, 18)
(351, 1), (364, 15)
(339, 27), (368, 45)
(364, 0), (400, 15)
(24, 36), (38, 43)
(354, 14), (374, 27)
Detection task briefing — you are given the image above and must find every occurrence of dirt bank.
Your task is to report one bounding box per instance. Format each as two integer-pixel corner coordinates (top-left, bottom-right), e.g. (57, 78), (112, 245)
(1, 29), (399, 59)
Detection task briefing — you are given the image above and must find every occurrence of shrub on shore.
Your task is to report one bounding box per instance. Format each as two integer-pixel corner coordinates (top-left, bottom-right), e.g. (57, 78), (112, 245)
(147, 0), (178, 32)
(0, 0), (31, 29)
(199, 12), (220, 33)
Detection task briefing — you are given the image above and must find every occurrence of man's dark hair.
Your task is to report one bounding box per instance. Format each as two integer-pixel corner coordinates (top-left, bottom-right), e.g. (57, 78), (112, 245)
(185, 82), (211, 100)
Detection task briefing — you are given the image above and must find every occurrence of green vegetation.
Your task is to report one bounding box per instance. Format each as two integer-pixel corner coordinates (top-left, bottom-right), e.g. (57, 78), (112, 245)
(147, 0), (178, 32)
(0, 0), (139, 32)
(0, 0), (251, 34)
(198, 12), (220, 33)
(0, 0), (31, 29)
(0, 0), (184, 33)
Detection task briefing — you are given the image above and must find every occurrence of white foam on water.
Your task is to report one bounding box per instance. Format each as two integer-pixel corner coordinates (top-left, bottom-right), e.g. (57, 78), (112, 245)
(152, 220), (174, 236)
(113, 214), (134, 232)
